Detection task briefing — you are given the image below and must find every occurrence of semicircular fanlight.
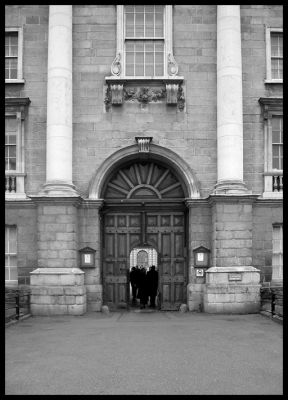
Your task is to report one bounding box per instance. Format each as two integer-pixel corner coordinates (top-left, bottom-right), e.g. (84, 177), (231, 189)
(103, 161), (185, 200)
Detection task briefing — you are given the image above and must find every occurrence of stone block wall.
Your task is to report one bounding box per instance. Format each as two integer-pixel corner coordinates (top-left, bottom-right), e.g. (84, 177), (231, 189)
(30, 268), (86, 315)
(5, 5), (283, 199)
(253, 203), (283, 283)
(211, 201), (253, 268)
(241, 5), (283, 194)
(5, 5), (48, 195)
(37, 203), (78, 268)
(5, 204), (37, 286)
(78, 205), (102, 311)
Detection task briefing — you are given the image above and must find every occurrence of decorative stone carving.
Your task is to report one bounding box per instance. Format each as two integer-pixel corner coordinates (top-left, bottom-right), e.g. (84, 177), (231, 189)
(110, 53), (121, 76)
(110, 84), (123, 104)
(167, 53), (178, 76)
(135, 137), (153, 153)
(104, 83), (184, 108)
(104, 84), (124, 107)
(166, 83), (179, 104)
(104, 85), (112, 110)
(177, 85), (185, 111)
(124, 87), (166, 104)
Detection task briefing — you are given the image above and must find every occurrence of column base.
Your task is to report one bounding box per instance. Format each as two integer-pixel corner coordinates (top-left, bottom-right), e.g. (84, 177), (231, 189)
(214, 180), (251, 194)
(39, 182), (79, 197)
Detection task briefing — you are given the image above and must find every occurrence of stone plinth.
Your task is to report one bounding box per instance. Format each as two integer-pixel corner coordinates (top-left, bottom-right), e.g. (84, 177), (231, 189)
(203, 266), (261, 314)
(187, 283), (205, 312)
(30, 268), (86, 315)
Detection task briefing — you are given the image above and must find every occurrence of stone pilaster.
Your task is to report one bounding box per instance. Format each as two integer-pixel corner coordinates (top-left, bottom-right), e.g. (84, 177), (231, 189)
(41, 5), (77, 196)
(78, 200), (104, 311)
(29, 197), (87, 316)
(204, 195), (261, 313)
(214, 5), (248, 194)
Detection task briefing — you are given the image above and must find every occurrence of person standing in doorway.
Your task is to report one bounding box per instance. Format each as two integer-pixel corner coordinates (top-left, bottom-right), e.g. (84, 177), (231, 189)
(130, 267), (138, 304)
(147, 265), (158, 308)
(138, 267), (148, 309)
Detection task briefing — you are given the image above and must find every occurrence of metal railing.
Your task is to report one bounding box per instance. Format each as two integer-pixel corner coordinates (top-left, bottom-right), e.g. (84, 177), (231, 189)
(5, 287), (31, 323)
(260, 286), (283, 318)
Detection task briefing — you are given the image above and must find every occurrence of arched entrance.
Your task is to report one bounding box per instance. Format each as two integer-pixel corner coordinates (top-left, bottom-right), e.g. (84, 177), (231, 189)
(100, 157), (190, 311)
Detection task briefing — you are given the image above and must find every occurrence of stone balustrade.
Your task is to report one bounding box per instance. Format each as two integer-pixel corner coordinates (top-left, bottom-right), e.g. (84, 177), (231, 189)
(5, 175), (17, 193)
(272, 175), (283, 192)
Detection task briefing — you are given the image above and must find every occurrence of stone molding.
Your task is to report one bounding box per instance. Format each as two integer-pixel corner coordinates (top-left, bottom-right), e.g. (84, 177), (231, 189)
(5, 97), (31, 119)
(135, 137), (153, 153)
(104, 80), (185, 110)
(88, 143), (200, 200)
(258, 97), (283, 119)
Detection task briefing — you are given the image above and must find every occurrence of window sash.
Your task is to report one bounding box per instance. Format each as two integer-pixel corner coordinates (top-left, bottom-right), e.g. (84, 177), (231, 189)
(124, 5), (165, 77)
(266, 29), (283, 81)
(125, 40), (164, 77)
(5, 29), (23, 81)
(5, 115), (18, 172)
(271, 116), (283, 170)
(271, 33), (283, 79)
(5, 226), (18, 282)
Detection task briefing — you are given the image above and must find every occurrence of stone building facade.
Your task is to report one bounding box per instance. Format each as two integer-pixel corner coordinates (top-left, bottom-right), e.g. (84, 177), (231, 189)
(5, 5), (283, 315)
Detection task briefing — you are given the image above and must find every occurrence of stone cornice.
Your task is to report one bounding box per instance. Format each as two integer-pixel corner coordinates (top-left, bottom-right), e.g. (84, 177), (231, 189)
(27, 195), (82, 207)
(258, 97), (283, 119)
(254, 198), (283, 207)
(207, 194), (260, 205)
(5, 199), (36, 208)
(80, 199), (104, 209)
(5, 97), (31, 107)
(5, 97), (31, 119)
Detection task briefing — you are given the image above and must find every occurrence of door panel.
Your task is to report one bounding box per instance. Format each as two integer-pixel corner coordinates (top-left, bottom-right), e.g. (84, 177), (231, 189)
(103, 213), (141, 310)
(102, 210), (187, 310)
(147, 211), (187, 311)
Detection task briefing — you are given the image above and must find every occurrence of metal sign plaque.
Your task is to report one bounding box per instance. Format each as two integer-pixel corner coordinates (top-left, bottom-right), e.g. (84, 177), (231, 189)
(228, 273), (242, 281)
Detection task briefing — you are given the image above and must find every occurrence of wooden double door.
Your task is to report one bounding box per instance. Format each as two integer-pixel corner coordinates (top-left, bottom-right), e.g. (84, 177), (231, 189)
(102, 210), (187, 310)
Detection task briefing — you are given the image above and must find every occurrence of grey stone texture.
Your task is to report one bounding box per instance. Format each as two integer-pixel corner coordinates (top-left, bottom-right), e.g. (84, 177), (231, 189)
(30, 268), (86, 315)
(5, 204), (38, 286)
(5, 6), (283, 312)
(37, 204), (78, 269)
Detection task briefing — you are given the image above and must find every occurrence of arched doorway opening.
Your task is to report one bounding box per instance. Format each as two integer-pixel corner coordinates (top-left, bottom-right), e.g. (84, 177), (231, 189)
(100, 158), (189, 311)
(129, 246), (158, 309)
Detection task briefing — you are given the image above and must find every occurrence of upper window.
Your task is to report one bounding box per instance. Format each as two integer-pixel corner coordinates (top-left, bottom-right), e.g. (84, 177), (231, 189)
(272, 224), (283, 282)
(109, 5), (180, 80)
(265, 27), (283, 83)
(5, 97), (30, 198)
(5, 115), (18, 171)
(5, 225), (18, 286)
(125, 5), (164, 77)
(5, 28), (24, 83)
(258, 97), (283, 197)
(272, 116), (283, 170)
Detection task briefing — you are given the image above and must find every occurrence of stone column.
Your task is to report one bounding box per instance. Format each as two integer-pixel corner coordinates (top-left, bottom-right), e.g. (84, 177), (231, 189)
(42, 5), (77, 196)
(214, 5), (247, 194)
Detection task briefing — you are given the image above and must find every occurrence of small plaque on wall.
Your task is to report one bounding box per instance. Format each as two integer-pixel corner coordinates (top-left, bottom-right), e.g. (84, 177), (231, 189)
(196, 269), (204, 277)
(228, 273), (242, 281)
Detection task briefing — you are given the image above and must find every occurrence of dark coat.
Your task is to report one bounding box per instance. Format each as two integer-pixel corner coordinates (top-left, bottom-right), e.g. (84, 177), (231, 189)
(137, 269), (148, 303)
(147, 269), (158, 296)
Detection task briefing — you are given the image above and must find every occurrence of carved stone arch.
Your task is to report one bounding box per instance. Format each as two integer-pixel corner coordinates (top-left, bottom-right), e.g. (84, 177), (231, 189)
(88, 144), (200, 199)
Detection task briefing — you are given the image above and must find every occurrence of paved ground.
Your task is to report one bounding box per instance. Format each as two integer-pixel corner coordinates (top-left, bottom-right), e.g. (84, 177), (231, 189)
(5, 311), (283, 395)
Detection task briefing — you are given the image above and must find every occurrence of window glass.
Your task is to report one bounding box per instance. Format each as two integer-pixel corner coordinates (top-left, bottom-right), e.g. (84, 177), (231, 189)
(5, 32), (19, 79)
(124, 5), (164, 76)
(270, 33), (283, 80)
(5, 226), (18, 282)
